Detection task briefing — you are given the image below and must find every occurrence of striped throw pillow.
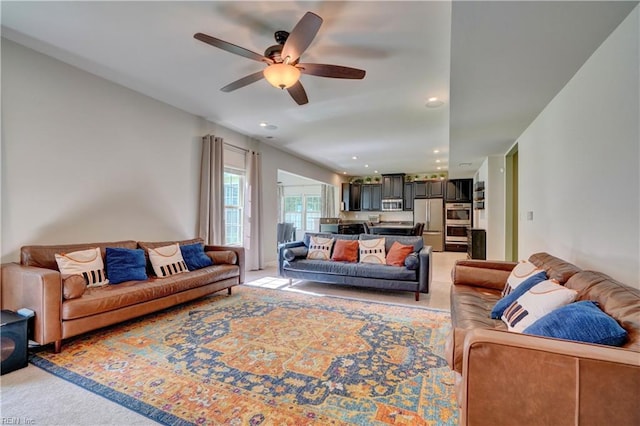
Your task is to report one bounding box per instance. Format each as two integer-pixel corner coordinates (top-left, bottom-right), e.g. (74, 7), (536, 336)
(148, 243), (188, 277)
(55, 247), (109, 287)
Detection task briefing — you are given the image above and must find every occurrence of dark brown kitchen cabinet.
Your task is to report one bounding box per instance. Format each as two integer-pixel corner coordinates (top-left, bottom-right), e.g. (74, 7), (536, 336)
(446, 179), (473, 202)
(361, 184), (382, 211)
(414, 180), (444, 199)
(382, 174), (405, 199)
(403, 182), (414, 211)
(341, 183), (362, 211)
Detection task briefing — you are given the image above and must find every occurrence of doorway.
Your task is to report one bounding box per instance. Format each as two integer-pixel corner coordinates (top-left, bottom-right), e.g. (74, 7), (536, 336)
(505, 145), (519, 261)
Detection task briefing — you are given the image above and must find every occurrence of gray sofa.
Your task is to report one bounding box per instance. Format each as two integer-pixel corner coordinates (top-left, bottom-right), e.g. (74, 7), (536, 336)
(278, 233), (432, 300)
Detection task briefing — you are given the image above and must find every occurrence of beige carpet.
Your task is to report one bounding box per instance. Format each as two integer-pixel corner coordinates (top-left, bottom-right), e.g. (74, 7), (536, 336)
(0, 251), (465, 425)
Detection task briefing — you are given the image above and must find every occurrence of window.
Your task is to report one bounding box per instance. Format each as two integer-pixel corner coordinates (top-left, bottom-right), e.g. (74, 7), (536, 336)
(224, 169), (244, 245)
(284, 194), (321, 233)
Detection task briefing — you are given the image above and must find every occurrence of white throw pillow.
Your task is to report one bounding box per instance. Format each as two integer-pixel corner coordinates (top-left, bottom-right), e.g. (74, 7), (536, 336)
(306, 236), (335, 260)
(148, 243), (188, 277)
(359, 238), (386, 264)
(55, 247), (109, 287)
(503, 260), (545, 297)
(501, 279), (577, 332)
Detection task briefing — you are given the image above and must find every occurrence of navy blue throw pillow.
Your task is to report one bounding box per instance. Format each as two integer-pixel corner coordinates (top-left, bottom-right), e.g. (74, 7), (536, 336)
(106, 247), (148, 284)
(490, 271), (547, 319)
(180, 243), (213, 271)
(523, 301), (628, 346)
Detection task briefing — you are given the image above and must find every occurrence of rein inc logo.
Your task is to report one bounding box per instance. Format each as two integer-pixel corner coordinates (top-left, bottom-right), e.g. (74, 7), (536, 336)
(1, 418), (35, 425)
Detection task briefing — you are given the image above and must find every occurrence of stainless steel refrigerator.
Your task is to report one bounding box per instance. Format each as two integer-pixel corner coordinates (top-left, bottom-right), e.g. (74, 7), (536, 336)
(413, 198), (444, 252)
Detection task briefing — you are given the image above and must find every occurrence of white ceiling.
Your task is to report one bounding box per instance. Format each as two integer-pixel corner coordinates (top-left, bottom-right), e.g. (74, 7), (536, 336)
(2, 1), (637, 178)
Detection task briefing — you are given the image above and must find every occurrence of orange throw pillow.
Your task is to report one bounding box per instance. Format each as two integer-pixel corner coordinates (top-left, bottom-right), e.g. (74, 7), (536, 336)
(386, 241), (414, 266)
(331, 239), (359, 262)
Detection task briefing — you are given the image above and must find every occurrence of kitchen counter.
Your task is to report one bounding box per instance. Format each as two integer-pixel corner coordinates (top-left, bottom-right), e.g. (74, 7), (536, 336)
(369, 224), (416, 236)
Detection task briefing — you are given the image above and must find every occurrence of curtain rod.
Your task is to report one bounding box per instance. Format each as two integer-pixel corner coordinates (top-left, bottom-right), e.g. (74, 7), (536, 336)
(224, 142), (249, 153)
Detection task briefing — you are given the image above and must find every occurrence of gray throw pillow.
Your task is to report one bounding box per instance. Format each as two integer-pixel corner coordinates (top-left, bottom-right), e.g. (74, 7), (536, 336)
(283, 246), (308, 261)
(404, 252), (419, 270)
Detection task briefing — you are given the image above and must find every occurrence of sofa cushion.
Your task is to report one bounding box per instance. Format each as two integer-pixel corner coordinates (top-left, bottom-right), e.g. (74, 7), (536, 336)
(284, 259), (359, 276)
(55, 247), (109, 287)
(529, 252), (581, 284)
(386, 241), (414, 266)
(331, 240), (359, 262)
(181, 243), (213, 270)
(564, 271), (640, 351)
(355, 263), (416, 281)
(491, 271), (547, 319)
(523, 300), (628, 346)
(501, 279), (578, 332)
(21, 240), (138, 270)
(502, 260), (545, 297)
(303, 233), (358, 248)
(106, 247), (148, 284)
(404, 252), (419, 270)
(148, 243), (189, 277)
(63, 275), (87, 300)
(283, 259), (417, 282)
(282, 246), (308, 261)
(206, 250), (237, 265)
(359, 234), (423, 252)
(358, 238), (386, 264)
(61, 264), (240, 320)
(307, 236), (335, 260)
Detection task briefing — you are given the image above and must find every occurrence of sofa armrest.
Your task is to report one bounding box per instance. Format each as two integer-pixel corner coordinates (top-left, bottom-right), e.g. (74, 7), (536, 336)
(204, 245), (245, 284)
(278, 241), (305, 276)
(1, 262), (62, 345)
(417, 246), (432, 293)
(451, 259), (517, 291)
(459, 328), (640, 426)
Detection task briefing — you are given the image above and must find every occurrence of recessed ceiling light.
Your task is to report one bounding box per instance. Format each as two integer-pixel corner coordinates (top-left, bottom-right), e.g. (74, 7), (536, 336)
(374, 170), (378, 174)
(352, 156), (358, 160)
(436, 159), (441, 163)
(437, 167), (441, 170)
(433, 149), (440, 154)
(259, 122), (268, 127)
(364, 164), (369, 168)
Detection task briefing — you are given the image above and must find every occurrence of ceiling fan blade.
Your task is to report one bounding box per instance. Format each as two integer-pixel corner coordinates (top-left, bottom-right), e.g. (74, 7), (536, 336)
(287, 81), (309, 105)
(281, 12), (323, 64)
(297, 63), (366, 79)
(220, 71), (265, 92)
(194, 33), (273, 64)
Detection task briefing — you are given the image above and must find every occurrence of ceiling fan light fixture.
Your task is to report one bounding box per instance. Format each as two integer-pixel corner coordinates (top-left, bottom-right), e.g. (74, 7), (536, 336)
(263, 63), (301, 89)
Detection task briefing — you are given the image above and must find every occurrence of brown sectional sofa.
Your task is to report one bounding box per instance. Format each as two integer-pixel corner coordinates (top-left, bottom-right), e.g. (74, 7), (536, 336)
(1, 238), (244, 352)
(447, 252), (640, 426)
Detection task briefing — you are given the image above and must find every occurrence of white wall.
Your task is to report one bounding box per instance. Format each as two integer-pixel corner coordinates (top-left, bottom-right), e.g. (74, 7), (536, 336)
(1, 39), (341, 267)
(474, 156), (505, 260)
(517, 6), (639, 287)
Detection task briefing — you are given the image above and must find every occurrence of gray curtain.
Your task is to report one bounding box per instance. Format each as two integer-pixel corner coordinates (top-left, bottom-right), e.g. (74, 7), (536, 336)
(244, 151), (263, 270)
(321, 184), (336, 217)
(198, 135), (225, 245)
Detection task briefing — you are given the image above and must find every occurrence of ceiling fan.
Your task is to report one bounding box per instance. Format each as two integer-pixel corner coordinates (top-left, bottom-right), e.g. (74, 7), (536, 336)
(194, 11), (366, 105)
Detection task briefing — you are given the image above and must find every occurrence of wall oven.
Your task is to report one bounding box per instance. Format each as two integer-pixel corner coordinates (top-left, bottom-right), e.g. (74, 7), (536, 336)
(445, 203), (472, 244)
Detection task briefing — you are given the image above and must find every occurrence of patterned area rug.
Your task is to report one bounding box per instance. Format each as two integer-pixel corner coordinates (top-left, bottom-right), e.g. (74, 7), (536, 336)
(31, 285), (457, 425)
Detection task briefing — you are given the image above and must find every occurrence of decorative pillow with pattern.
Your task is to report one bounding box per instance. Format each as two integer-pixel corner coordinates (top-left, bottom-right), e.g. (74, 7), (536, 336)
(55, 247), (109, 287)
(503, 260), (546, 297)
(501, 279), (578, 332)
(359, 238), (386, 264)
(306, 236), (335, 260)
(148, 243), (188, 277)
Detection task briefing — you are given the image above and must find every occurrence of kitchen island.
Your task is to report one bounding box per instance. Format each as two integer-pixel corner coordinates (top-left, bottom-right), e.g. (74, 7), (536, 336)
(369, 223), (416, 236)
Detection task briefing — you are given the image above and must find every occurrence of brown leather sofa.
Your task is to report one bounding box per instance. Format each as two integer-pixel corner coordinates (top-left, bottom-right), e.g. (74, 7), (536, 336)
(1, 238), (244, 353)
(447, 252), (640, 426)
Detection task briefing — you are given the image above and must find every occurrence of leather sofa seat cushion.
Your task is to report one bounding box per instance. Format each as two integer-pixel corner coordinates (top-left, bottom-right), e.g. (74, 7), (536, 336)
(284, 259), (417, 281)
(206, 250), (237, 265)
(21, 240), (138, 270)
(448, 284), (507, 373)
(566, 271), (640, 351)
(62, 264), (239, 320)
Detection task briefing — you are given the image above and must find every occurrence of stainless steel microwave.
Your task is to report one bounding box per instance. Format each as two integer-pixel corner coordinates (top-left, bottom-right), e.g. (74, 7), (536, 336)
(381, 199), (403, 211)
